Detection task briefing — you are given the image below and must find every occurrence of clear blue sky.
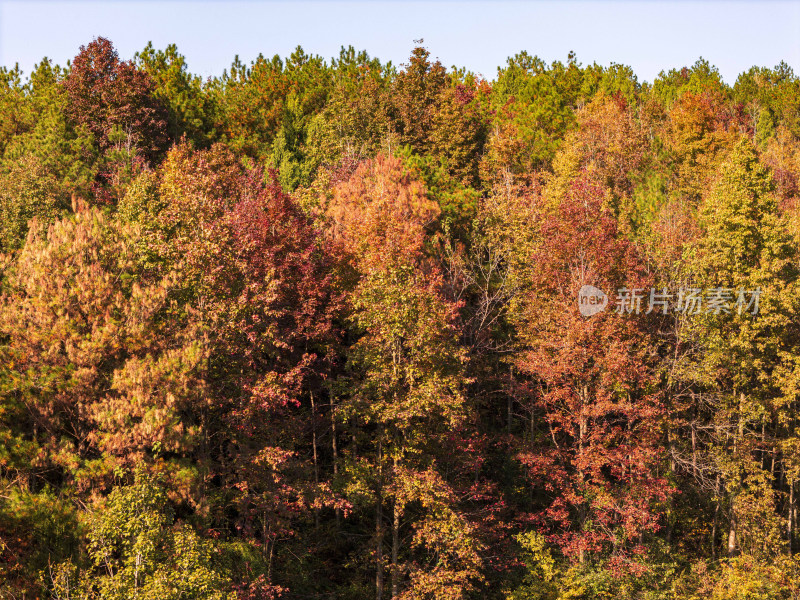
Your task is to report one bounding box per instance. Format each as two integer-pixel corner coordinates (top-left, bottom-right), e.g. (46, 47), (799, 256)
(1, 1), (799, 84)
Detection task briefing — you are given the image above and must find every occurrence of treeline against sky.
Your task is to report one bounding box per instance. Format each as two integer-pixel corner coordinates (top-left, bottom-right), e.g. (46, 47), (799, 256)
(3, 37), (800, 599)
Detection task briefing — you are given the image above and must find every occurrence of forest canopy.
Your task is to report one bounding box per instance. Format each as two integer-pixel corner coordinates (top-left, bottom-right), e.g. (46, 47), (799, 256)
(2, 37), (800, 599)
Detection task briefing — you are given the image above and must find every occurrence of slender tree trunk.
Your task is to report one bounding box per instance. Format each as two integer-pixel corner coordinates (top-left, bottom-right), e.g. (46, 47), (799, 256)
(577, 384), (588, 565)
(265, 519), (274, 583)
(331, 400), (341, 527)
(311, 392), (320, 530)
(728, 420), (739, 557)
(508, 365), (513, 435)
(376, 435), (384, 600)
(508, 395), (513, 436)
(792, 411), (798, 555)
(727, 394), (745, 558)
(712, 474), (721, 561)
(268, 538), (275, 583)
(727, 508), (737, 557)
(789, 477), (795, 555)
(666, 427), (676, 548)
(391, 495), (400, 599)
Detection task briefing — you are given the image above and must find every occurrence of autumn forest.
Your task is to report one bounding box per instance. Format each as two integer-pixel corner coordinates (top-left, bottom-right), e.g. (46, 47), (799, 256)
(2, 36), (800, 599)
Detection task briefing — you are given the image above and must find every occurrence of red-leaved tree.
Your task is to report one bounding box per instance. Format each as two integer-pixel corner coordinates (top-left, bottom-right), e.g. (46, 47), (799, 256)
(513, 174), (670, 572)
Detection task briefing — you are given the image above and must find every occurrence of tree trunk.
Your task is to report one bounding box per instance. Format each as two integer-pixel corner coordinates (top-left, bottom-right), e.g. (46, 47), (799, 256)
(508, 365), (513, 435)
(391, 496), (400, 599)
(310, 392), (320, 530)
(666, 426), (675, 548)
(727, 393), (745, 558)
(376, 435), (384, 600)
(577, 384), (588, 565)
(712, 475), (721, 560)
(691, 420), (698, 479)
(331, 399), (341, 527)
(727, 507), (737, 557)
(789, 477), (795, 555)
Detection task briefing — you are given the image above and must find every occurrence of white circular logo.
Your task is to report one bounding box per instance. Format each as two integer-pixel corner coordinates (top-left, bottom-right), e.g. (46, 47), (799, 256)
(578, 285), (608, 316)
